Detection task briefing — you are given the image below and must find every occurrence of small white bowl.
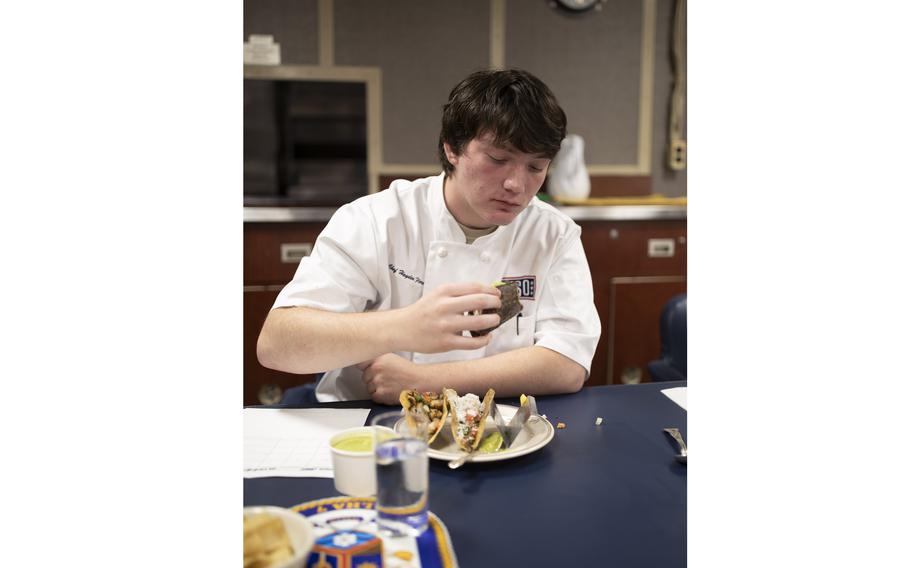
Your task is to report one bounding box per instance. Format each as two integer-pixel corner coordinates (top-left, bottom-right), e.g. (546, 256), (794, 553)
(243, 506), (315, 568)
(329, 426), (378, 497)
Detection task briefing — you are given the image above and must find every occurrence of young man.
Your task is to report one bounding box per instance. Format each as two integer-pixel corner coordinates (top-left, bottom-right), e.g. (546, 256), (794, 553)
(257, 69), (601, 403)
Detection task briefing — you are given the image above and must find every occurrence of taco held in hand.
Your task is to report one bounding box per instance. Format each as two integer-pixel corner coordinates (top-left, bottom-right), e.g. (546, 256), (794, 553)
(399, 390), (449, 443)
(470, 281), (523, 337)
(443, 388), (495, 451)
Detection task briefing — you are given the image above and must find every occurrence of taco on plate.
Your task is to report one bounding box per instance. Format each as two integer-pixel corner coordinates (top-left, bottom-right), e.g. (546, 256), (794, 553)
(443, 388), (495, 451)
(399, 389), (449, 443)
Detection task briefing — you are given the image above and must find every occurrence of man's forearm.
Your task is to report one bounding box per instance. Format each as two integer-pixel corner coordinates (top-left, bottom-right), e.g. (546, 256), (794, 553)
(257, 306), (404, 374)
(415, 346), (586, 397)
(258, 283), (500, 375)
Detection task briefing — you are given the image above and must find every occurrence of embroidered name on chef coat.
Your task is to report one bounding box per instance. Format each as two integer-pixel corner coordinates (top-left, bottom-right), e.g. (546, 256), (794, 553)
(501, 275), (536, 300)
(388, 263), (425, 285)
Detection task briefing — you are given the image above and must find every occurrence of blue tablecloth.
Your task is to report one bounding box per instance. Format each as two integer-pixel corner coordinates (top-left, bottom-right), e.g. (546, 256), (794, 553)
(245, 381), (687, 567)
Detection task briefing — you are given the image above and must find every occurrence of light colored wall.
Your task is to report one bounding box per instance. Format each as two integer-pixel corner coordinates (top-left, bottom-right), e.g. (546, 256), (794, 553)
(244, 0), (687, 197)
(506, 0), (643, 166)
(244, 0), (319, 65)
(334, 0), (490, 165)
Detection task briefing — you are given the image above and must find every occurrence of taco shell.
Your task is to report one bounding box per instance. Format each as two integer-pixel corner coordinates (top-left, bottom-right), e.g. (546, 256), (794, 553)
(444, 388), (495, 451)
(399, 389), (449, 443)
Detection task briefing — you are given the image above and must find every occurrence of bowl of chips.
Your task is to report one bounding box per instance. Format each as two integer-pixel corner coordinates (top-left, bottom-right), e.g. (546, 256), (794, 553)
(243, 506), (315, 568)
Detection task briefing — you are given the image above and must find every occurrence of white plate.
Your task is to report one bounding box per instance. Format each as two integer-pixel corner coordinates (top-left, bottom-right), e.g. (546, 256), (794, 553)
(397, 404), (555, 463)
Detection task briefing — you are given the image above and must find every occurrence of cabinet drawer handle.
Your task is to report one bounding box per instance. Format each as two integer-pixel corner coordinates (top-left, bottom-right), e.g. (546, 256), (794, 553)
(280, 242), (313, 263)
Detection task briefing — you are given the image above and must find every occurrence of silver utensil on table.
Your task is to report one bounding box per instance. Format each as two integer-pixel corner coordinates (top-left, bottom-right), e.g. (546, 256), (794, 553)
(663, 427), (688, 464)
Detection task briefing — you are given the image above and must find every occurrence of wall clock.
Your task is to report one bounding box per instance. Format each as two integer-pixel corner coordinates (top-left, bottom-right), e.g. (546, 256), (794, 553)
(550, 0), (604, 13)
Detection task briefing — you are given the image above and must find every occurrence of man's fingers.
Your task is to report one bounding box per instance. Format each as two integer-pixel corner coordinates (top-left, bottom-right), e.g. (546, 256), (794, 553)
(449, 292), (501, 314)
(356, 360), (373, 371)
(438, 281), (500, 297)
(455, 313), (500, 332)
(447, 333), (493, 351)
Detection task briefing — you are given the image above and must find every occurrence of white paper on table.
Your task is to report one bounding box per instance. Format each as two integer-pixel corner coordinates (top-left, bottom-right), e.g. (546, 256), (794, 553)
(244, 408), (370, 478)
(661, 387), (687, 411)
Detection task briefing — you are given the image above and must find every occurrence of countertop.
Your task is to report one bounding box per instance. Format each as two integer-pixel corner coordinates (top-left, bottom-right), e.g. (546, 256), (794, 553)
(244, 197), (686, 223)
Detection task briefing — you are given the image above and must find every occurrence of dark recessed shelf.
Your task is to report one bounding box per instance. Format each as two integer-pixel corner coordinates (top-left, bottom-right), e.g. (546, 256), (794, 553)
(244, 79), (368, 204)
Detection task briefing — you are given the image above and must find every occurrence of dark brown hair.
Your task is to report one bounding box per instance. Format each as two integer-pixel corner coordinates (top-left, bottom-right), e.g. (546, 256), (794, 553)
(438, 69), (567, 176)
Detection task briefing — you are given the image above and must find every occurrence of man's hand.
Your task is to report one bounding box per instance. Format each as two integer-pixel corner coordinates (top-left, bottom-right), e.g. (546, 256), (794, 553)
(358, 353), (420, 405)
(395, 282), (501, 354)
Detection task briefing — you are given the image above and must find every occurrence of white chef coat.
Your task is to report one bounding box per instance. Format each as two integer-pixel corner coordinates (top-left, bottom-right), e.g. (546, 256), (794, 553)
(272, 173), (601, 401)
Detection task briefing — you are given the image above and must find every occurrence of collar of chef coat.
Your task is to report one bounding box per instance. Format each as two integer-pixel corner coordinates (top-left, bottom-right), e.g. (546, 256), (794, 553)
(427, 172), (515, 246)
(428, 172), (467, 243)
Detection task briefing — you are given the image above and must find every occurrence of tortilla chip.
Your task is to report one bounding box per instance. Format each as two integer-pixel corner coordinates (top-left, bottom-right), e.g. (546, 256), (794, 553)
(470, 282), (523, 337)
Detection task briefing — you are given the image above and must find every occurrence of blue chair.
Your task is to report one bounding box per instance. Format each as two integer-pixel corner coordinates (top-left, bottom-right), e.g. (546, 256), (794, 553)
(279, 374), (324, 405)
(647, 293), (687, 382)
(280, 383), (319, 405)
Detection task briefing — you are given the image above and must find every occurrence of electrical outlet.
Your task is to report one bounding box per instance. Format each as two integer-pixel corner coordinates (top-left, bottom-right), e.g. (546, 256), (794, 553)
(280, 242), (313, 263)
(668, 139), (687, 170)
(648, 238), (675, 258)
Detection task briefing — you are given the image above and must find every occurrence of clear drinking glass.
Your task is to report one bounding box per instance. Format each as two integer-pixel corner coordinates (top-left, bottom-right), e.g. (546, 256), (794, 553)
(371, 410), (430, 537)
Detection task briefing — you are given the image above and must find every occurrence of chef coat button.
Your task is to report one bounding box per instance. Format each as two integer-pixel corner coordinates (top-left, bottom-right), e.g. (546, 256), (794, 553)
(480, 252), (492, 263)
(437, 248), (448, 258)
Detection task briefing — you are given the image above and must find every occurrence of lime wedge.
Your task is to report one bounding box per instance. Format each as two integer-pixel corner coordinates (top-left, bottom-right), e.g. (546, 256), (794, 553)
(478, 431), (504, 453)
